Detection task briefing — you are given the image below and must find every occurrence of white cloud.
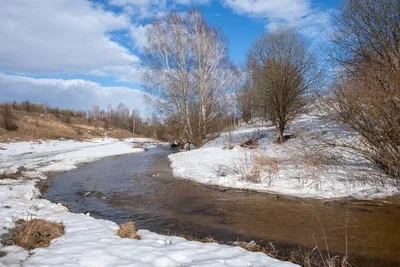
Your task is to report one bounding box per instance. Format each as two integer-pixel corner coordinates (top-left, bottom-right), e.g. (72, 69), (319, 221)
(0, 0), (138, 75)
(0, 73), (149, 113)
(222, 0), (331, 37)
(88, 65), (145, 83)
(130, 24), (149, 51)
(110, 0), (210, 18)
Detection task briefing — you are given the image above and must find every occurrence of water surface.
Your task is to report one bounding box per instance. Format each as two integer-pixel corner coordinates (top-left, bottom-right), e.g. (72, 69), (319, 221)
(41, 147), (400, 267)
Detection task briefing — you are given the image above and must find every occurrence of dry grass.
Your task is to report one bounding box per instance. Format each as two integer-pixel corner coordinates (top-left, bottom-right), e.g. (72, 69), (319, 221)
(178, 233), (218, 243)
(249, 152), (279, 184)
(11, 219), (65, 250)
(108, 130), (136, 140)
(0, 166), (27, 180)
(230, 150), (279, 184)
(117, 222), (141, 239)
(235, 241), (350, 267)
(0, 110), (136, 142)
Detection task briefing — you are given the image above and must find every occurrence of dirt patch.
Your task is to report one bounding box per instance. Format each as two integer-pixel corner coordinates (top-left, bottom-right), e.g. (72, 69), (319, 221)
(11, 219), (65, 250)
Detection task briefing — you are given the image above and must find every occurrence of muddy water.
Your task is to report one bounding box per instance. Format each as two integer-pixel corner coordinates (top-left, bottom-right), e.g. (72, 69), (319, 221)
(41, 147), (400, 266)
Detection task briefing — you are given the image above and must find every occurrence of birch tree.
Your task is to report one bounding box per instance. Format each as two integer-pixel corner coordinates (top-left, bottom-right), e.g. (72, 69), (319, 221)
(141, 10), (236, 144)
(187, 10), (236, 140)
(142, 12), (193, 143)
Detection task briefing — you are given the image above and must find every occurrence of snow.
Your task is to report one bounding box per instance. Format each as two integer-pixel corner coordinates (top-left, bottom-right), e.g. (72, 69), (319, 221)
(0, 138), (147, 175)
(0, 137), (297, 267)
(169, 115), (400, 199)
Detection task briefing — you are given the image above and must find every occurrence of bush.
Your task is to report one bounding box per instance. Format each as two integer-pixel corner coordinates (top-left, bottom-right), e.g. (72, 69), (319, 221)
(1, 105), (18, 131)
(326, 0), (400, 181)
(12, 219), (65, 250)
(61, 115), (71, 124)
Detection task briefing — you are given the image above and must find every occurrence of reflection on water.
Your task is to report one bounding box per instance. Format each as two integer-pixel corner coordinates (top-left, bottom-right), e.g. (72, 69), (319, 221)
(41, 147), (400, 267)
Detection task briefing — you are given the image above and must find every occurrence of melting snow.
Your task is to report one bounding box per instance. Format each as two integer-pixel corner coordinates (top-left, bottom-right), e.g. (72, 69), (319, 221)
(169, 115), (399, 199)
(0, 137), (297, 267)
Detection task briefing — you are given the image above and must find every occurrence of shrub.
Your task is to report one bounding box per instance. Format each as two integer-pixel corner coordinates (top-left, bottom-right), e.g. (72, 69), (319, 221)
(325, 0), (400, 181)
(61, 115), (71, 124)
(250, 153), (278, 184)
(12, 219), (65, 250)
(117, 221), (140, 239)
(1, 105), (18, 131)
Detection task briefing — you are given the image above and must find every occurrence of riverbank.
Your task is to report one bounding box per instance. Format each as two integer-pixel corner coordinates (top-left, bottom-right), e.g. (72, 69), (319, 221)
(0, 138), (297, 266)
(169, 114), (399, 199)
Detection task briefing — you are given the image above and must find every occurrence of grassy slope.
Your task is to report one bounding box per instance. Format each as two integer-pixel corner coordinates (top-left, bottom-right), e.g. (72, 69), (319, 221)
(0, 110), (137, 142)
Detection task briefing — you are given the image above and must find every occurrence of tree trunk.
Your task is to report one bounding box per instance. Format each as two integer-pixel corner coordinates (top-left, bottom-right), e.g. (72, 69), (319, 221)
(278, 124), (284, 144)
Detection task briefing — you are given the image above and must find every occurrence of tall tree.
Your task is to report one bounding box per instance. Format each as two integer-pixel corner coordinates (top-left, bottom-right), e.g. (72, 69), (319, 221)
(141, 10), (236, 144)
(248, 26), (321, 143)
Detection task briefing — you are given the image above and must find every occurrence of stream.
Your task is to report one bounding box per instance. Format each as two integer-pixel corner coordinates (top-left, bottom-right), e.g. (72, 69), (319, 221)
(40, 146), (400, 267)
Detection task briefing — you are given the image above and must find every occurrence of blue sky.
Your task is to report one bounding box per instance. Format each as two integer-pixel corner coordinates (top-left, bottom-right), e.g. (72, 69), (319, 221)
(0, 0), (341, 112)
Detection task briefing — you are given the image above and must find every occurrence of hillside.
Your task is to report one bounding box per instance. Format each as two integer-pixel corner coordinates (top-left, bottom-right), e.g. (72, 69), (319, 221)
(169, 114), (399, 199)
(0, 109), (137, 142)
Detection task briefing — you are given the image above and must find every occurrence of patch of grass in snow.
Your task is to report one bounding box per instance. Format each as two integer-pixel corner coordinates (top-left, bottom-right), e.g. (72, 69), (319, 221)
(228, 150), (278, 184)
(233, 241), (350, 267)
(250, 152), (278, 184)
(117, 222), (141, 240)
(11, 219), (65, 250)
(178, 233), (218, 243)
(0, 166), (27, 180)
(0, 250), (7, 257)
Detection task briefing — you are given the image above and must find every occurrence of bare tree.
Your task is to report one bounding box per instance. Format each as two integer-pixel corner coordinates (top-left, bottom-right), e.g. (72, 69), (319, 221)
(141, 10), (236, 145)
(248, 26), (322, 143)
(92, 105), (101, 121)
(330, 0), (400, 79)
(237, 77), (253, 123)
(187, 10), (237, 140)
(324, 0), (400, 179)
(142, 12), (194, 143)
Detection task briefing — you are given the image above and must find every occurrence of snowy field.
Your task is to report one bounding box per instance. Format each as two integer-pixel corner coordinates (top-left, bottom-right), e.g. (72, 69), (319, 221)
(169, 115), (399, 199)
(0, 138), (296, 267)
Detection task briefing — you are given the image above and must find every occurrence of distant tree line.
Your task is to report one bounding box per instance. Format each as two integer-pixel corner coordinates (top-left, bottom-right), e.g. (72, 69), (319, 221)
(0, 100), (171, 140)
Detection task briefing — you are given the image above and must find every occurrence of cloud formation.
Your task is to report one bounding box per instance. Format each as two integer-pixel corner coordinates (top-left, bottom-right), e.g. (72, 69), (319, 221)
(0, 0), (332, 111)
(0, 0), (140, 76)
(0, 73), (149, 113)
(222, 0), (331, 37)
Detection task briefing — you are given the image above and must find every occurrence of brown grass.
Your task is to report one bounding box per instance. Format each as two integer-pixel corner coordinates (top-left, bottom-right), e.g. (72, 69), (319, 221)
(235, 241), (350, 267)
(0, 110), (137, 142)
(178, 233), (218, 243)
(117, 221), (141, 239)
(11, 219), (65, 250)
(249, 153), (278, 184)
(108, 130), (136, 140)
(0, 166), (27, 180)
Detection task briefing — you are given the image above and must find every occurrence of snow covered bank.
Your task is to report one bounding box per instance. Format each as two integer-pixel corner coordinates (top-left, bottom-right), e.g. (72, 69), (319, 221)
(0, 138), (148, 175)
(169, 115), (399, 199)
(0, 138), (297, 267)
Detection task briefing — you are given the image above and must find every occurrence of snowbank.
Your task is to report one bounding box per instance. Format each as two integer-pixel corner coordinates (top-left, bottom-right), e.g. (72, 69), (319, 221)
(0, 138), (297, 267)
(0, 138), (154, 175)
(169, 115), (399, 199)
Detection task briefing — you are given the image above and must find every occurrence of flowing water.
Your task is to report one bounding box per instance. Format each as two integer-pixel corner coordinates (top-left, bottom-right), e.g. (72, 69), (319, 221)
(40, 147), (400, 266)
